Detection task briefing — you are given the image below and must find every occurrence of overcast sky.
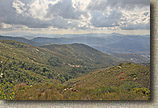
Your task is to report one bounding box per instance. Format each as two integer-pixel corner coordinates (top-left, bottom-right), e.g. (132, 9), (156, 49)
(0, 0), (150, 36)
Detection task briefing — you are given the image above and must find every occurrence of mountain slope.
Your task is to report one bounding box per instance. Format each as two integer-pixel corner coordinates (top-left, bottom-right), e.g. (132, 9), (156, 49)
(32, 37), (70, 45)
(14, 63), (150, 100)
(0, 35), (41, 46)
(32, 35), (150, 55)
(105, 36), (150, 53)
(91, 36), (150, 56)
(111, 53), (149, 63)
(0, 40), (121, 84)
(65, 63), (150, 89)
(0, 35), (150, 56)
(0, 40), (58, 84)
(41, 43), (121, 69)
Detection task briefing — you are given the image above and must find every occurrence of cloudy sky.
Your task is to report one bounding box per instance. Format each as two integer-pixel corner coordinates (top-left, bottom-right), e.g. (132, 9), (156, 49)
(0, 0), (150, 36)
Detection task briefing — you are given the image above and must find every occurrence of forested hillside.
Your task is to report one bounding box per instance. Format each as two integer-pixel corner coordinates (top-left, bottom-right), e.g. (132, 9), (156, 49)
(14, 63), (150, 100)
(0, 40), (150, 100)
(0, 40), (120, 83)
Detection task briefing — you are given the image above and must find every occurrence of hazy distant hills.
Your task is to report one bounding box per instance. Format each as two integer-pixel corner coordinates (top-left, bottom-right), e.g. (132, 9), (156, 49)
(32, 35), (150, 55)
(32, 37), (70, 45)
(0, 35), (41, 46)
(103, 36), (150, 54)
(31, 35), (150, 63)
(0, 34), (150, 63)
(0, 34), (150, 55)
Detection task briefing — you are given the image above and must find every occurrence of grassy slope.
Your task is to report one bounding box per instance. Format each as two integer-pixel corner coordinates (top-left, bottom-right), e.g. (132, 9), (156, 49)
(41, 43), (121, 68)
(66, 63), (150, 89)
(0, 40), (56, 84)
(0, 40), (150, 100)
(0, 40), (121, 84)
(15, 63), (150, 100)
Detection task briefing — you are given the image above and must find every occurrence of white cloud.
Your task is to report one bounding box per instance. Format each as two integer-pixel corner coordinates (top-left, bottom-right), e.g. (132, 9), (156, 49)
(88, 0), (150, 11)
(119, 10), (150, 30)
(0, 0), (150, 33)
(0, 23), (12, 29)
(87, 0), (150, 30)
(46, 0), (88, 20)
(27, 0), (62, 21)
(12, 0), (26, 14)
(72, 0), (91, 11)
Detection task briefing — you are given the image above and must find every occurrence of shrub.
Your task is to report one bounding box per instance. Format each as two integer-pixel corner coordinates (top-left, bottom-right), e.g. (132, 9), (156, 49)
(120, 81), (141, 91)
(98, 86), (117, 93)
(129, 73), (138, 78)
(0, 81), (15, 100)
(132, 88), (150, 97)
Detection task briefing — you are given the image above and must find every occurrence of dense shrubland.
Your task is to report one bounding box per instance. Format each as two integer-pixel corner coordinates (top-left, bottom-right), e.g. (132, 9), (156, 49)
(0, 40), (150, 100)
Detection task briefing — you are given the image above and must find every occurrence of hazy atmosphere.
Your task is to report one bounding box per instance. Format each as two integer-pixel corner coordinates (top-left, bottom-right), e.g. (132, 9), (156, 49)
(0, 0), (150, 36)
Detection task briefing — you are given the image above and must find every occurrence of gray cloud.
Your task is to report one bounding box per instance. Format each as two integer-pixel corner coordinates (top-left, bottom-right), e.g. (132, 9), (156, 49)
(47, 0), (88, 20)
(0, 0), (13, 17)
(88, 0), (150, 11)
(143, 12), (149, 16)
(20, 0), (34, 4)
(51, 17), (79, 29)
(0, 0), (52, 28)
(0, 0), (86, 29)
(0, 0), (150, 31)
(90, 10), (122, 27)
(120, 22), (150, 30)
(2, 14), (52, 28)
(0, 23), (4, 29)
(88, 0), (150, 30)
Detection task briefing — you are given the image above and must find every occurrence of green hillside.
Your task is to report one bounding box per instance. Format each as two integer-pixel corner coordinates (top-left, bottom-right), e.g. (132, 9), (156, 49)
(0, 40), (150, 100)
(66, 63), (150, 89)
(41, 43), (121, 69)
(14, 63), (150, 100)
(0, 40), (121, 84)
(0, 40), (56, 85)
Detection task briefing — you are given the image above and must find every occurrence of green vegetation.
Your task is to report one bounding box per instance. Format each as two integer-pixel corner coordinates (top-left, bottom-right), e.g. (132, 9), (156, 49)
(14, 63), (150, 100)
(0, 40), (150, 100)
(41, 43), (121, 68)
(66, 63), (150, 89)
(0, 81), (15, 100)
(0, 40), (120, 83)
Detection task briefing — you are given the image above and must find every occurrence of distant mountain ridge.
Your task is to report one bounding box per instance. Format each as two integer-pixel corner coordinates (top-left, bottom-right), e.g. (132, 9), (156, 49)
(31, 35), (150, 55)
(0, 35), (41, 46)
(0, 34), (150, 55)
(31, 37), (70, 45)
(0, 35), (150, 63)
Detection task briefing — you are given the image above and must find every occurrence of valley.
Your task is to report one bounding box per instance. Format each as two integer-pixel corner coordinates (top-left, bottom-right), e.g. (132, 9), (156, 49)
(0, 34), (150, 100)
(0, 34), (150, 63)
